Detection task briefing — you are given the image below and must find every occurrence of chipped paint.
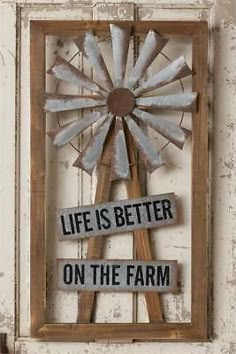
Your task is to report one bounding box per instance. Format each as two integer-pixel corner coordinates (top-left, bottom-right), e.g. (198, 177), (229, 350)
(0, 310), (14, 333)
(93, 3), (135, 21)
(215, 0), (236, 28)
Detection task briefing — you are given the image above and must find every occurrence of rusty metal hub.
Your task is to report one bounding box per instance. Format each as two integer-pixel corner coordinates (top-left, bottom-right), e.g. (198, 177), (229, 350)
(107, 88), (135, 116)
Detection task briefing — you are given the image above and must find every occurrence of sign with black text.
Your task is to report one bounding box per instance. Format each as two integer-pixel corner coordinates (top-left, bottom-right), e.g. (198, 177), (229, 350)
(57, 193), (177, 240)
(57, 259), (178, 292)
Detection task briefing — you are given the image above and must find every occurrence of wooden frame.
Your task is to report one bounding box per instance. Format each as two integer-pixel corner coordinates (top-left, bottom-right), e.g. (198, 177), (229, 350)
(30, 20), (209, 341)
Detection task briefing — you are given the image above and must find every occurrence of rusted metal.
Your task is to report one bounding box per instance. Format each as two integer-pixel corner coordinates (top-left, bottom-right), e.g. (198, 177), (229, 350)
(133, 108), (191, 150)
(111, 117), (130, 180)
(57, 192), (177, 240)
(0, 334), (8, 354)
(47, 55), (108, 97)
(134, 55), (192, 96)
(126, 30), (168, 90)
(44, 94), (106, 112)
(107, 88), (135, 116)
(110, 24), (131, 86)
(124, 116), (164, 172)
(57, 259), (178, 292)
(74, 31), (114, 91)
(136, 92), (198, 112)
(47, 111), (105, 147)
(46, 32), (197, 179)
(73, 114), (113, 174)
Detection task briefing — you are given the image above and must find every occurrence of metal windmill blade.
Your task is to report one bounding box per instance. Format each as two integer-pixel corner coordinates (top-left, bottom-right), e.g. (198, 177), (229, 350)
(111, 117), (131, 180)
(45, 24), (197, 179)
(74, 31), (114, 91)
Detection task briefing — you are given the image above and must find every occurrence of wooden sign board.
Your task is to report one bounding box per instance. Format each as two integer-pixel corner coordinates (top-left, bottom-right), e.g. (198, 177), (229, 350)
(57, 259), (178, 292)
(57, 193), (177, 240)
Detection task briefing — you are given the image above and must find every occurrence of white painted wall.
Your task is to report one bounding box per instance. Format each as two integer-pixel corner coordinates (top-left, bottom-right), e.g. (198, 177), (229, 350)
(0, 0), (236, 353)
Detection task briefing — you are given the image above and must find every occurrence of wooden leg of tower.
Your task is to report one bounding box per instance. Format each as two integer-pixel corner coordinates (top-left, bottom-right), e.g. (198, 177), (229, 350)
(77, 127), (114, 323)
(125, 129), (163, 322)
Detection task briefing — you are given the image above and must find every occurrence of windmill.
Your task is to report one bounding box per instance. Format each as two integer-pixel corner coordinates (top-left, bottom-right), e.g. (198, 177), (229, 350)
(45, 23), (197, 323)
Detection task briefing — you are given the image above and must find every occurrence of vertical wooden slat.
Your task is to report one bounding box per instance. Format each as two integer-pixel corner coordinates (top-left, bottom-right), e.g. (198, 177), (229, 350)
(77, 125), (114, 323)
(125, 129), (163, 322)
(191, 23), (208, 338)
(30, 23), (46, 336)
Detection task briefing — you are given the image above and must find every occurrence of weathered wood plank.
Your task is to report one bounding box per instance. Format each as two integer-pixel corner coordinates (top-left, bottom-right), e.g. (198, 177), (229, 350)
(77, 125), (114, 323)
(191, 23), (209, 339)
(125, 128), (164, 322)
(31, 20), (207, 37)
(30, 23), (46, 336)
(37, 322), (201, 342)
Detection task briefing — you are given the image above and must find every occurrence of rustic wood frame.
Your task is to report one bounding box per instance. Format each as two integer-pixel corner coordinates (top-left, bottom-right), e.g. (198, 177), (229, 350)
(30, 20), (209, 341)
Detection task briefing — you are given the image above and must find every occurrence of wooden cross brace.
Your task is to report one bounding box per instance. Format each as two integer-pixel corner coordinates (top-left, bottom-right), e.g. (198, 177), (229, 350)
(77, 122), (163, 323)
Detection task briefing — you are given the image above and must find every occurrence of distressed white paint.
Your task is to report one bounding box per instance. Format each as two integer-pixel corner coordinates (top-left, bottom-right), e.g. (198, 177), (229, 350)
(0, 3), (16, 353)
(0, 0), (236, 353)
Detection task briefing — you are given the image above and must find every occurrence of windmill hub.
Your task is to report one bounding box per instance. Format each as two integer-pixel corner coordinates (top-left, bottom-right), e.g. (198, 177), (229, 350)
(107, 88), (135, 116)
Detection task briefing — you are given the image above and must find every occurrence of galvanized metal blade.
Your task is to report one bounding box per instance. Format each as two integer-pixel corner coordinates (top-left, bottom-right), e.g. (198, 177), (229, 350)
(47, 111), (106, 147)
(47, 56), (107, 96)
(124, 116), (164, 173)
(111, 117), (130, 181)
(134, 56), (192, 96)
(45, 94), (106, 112)
(110, 24), (131, 87)
(126, 30), (168, 90)
(73, 114), (114, 175)
(132, 108), (191, 150)
(74, 31), (114, 91)
(136, 92), (198, 112)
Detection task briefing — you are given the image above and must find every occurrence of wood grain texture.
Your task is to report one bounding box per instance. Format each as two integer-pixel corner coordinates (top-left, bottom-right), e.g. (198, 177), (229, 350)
(30, 20), (207, 37)
(125, 127), (163, 322)
(191, 22), (209, 339)
(77, 123), (115, 323)
(37, 323), (210, 342)
(29, 20), (209, 341)
(30, 23), (46, 336)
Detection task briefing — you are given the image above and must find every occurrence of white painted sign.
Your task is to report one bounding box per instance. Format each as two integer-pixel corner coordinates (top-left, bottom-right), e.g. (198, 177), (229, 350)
(57, 259), (178, 292)
(57, 193), (177, 240)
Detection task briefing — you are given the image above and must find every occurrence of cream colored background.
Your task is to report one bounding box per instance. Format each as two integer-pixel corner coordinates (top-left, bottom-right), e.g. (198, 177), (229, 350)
(0, 0), (236, 353)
